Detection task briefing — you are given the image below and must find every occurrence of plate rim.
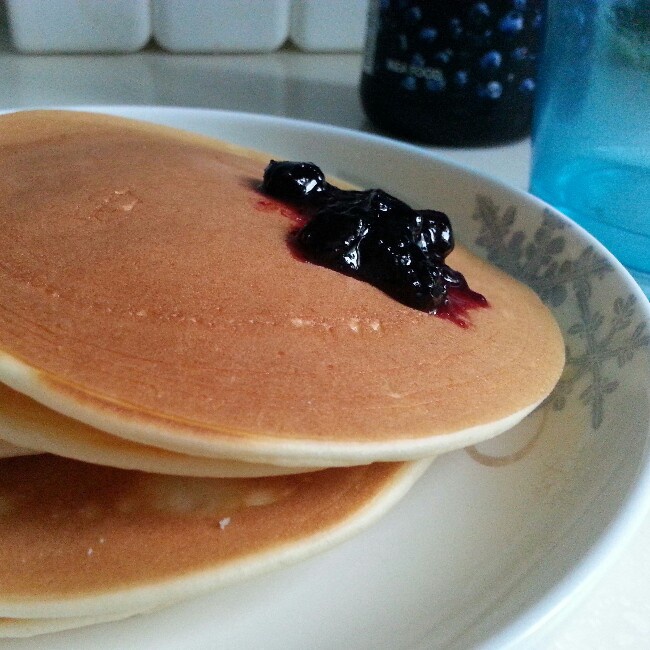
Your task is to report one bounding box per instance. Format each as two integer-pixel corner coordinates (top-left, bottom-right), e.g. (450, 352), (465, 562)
(2, 104), (649, 649)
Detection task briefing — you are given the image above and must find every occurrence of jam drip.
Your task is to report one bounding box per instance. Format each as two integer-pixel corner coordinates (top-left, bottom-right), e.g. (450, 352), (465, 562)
(262, 160), (487, 316)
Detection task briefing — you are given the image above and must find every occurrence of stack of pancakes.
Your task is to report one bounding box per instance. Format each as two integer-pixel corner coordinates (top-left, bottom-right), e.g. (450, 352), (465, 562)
(0, 111), (565, 637)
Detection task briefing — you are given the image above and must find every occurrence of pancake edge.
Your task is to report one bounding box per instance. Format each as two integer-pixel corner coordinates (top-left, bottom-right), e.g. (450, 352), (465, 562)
(0, 351), (551, 465)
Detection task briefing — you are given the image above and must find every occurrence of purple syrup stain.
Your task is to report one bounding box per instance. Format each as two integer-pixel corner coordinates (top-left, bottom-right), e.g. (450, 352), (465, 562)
(255, 198), (308, 226)
(437, 286), (488, 328)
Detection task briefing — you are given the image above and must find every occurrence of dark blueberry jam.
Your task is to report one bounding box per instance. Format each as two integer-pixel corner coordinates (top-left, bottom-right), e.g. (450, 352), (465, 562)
(262, 160), (487, 319)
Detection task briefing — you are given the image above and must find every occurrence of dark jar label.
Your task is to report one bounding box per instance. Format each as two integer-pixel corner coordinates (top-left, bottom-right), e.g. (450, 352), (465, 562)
(361, 0), (545, 146)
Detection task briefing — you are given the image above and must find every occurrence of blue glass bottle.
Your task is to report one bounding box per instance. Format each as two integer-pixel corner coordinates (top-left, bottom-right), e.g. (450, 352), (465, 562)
(530, 0), (650, 292)
(360, 0), (546, 146)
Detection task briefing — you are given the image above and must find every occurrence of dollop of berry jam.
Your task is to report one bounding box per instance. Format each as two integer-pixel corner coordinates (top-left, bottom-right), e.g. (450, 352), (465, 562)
(262, 160), (487, 317)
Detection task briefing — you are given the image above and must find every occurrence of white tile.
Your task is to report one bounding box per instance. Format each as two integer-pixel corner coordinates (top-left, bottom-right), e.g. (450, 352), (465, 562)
(152, 0), (290, 53)
(6, 0), (151, 53)
(290, 0), (369, 52)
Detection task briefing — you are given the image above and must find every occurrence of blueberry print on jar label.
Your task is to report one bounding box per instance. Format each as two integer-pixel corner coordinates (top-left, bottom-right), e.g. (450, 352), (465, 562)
(360, 0), (545, 146)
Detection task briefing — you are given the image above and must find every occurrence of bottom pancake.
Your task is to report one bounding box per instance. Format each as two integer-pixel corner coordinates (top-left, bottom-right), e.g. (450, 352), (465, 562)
(0, 454), (431, 632)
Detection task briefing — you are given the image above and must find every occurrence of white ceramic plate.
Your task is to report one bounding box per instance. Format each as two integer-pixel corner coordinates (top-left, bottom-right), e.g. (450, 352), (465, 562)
(3, 107), (650, 650)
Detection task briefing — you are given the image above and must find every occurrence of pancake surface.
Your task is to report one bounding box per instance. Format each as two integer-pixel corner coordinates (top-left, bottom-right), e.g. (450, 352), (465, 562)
(0, 454), (431, 622)
(0, 110), (565, 464)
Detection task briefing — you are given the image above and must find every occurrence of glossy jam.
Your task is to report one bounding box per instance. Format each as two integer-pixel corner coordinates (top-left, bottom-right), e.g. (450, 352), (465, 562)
(261, 160), (487, 318)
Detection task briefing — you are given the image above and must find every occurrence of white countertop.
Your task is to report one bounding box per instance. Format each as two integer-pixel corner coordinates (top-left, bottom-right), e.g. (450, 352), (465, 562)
(0, 21), (648, 650)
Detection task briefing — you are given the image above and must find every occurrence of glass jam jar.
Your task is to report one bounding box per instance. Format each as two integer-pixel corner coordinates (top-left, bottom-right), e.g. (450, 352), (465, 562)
(360, 0), (546, 146)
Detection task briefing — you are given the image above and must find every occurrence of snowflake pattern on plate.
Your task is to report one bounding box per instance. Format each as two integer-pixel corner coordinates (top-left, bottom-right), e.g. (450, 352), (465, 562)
(472, 195), (650, 429)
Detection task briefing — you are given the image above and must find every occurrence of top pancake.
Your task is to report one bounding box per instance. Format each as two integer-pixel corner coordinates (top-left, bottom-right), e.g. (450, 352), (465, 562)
(0, 110), (565, 465)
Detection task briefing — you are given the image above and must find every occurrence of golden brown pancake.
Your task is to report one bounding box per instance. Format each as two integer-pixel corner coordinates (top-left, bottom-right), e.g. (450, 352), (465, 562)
(0, 382), (318, 477)
(0, 110), (565, 465)
(0, 454), (431, 626)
